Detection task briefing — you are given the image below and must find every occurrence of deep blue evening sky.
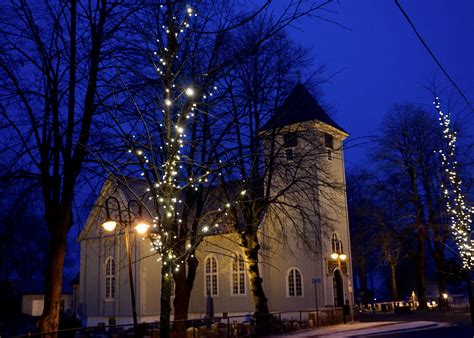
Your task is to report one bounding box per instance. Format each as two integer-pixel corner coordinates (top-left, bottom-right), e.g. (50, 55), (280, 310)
(287, 0), (474, 166)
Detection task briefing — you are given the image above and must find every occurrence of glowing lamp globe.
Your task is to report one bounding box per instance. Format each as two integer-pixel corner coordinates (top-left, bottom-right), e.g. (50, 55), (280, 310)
(339, 253), (347, 261)
(135, 222), (150, 234)
(330, 252), (339, 260)
(102, 220), (117, 232)
(185, 87), (195, 97)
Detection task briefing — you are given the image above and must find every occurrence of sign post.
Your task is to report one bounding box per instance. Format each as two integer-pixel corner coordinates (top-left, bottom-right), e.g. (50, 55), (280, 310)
(312, 278), (321, 327)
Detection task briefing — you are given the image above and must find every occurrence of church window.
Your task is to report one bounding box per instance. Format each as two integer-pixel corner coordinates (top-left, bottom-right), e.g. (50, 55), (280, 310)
(325, 133), (334, 161)
(232, 254), (246, 295)
(284, 132), (297, 161)
(331, 232), (342, 253)
(284, 132), (298, 148)
(205, 256), (218, 296)
(105, 257), (115, 300)
(287, 267), (303, 297)
(325, 133), (334, 149)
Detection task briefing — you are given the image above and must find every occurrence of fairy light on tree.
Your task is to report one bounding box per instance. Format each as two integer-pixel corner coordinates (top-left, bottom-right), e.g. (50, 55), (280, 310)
(434, 96), (474, 269)
(111, 3), (243, 337)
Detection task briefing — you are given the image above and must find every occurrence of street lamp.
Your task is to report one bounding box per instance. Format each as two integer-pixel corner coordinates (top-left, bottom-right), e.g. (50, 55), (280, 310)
(101, 196), (150, 336)
(442, 293), (449, 311)
(331, 240), (347, 265)
(331, 240), (350, 321)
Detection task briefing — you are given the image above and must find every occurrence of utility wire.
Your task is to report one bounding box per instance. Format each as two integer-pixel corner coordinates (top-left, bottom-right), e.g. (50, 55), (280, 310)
(394, 0), (474, 112)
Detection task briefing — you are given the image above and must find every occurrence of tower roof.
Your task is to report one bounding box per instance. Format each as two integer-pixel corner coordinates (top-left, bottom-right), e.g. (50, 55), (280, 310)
(261, 83), (347, 133)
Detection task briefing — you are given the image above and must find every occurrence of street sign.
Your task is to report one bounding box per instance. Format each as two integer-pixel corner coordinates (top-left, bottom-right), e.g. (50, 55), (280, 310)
(312, 278), (321, 284)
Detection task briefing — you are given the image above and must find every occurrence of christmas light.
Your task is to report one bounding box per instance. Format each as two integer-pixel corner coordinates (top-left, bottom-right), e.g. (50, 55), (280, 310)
(434, 97), (474, 269)
(185, 87), (195, 97)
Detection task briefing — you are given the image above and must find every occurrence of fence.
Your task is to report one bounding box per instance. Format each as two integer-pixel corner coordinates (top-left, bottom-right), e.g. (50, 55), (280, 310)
(5, 307), (345, 338)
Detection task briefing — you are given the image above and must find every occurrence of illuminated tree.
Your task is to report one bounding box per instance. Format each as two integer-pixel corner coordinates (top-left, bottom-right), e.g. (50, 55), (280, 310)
(434, 97), (474, 268)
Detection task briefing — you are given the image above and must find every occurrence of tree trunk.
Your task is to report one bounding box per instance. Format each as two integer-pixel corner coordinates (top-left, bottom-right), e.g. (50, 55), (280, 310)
(37, 231), (67, 336)
(160, 264), (172, 338)
(359, 258), (368, 306)
(171, 256), (198, 338)
(415, 233), (427, 309)
(465, 270), (474, 326)
(434, 255), (447, 306)
(389, 263), (398, 301)
(241, 229), (269, 315)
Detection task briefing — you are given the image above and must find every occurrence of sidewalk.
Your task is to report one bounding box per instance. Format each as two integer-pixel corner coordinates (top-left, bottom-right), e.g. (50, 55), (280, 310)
(264, 320), (444, 337)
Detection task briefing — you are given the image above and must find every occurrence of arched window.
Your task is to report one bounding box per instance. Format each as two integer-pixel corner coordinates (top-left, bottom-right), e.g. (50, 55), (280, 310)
(287, 267), (303, 297)
(105, 257), (115, 300)
(232, 254), (246, 295)
(205, 256), (218, 296)
(331, 232), (342, 253)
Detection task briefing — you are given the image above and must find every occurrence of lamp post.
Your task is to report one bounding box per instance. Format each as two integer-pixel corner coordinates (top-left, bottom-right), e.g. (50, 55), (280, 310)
(101, 196), (150, 336)
(331, 240), (349, 321)
(331, 240), (347, 272)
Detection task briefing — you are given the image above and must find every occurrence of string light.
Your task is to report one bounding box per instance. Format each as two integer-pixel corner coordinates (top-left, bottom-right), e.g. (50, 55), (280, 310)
(434, 97), (474, 269)
(117, 4), (250, 277)
(185, 87), (195, 97)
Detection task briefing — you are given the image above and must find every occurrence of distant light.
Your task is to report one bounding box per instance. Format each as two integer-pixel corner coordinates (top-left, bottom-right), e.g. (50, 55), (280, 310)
(330, 252), (339, 260)
(165, 99), (172, 106)
(339, 253), (347, 261)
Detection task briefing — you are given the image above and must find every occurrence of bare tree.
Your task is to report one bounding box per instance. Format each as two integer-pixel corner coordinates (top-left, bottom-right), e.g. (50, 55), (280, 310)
(212, 23), (346, 328)
(346, 168), (380, 305)
(0, 0), (133, 333)
(374, 103), (448, 309)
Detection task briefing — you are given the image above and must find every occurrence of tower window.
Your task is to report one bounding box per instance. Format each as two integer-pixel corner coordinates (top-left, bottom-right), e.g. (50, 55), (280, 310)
(284, 132), (297, 160)
(325, 133), (334, 161)
(331, 233), (343, 254)
(325, 133), (334, 149)
(284, 132), (298, 148)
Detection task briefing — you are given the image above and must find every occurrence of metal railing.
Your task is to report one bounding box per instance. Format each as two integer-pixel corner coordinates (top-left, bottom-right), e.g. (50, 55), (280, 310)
(4, 308), (346, 338)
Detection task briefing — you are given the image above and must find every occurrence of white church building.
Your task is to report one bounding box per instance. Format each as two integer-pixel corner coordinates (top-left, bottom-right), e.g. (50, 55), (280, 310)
(77, 83), (352, 326)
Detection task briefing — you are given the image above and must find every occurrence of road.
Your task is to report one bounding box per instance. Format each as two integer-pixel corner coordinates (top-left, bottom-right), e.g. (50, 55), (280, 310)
(355, 309), (474, 338)
(361, 323), (474, 338)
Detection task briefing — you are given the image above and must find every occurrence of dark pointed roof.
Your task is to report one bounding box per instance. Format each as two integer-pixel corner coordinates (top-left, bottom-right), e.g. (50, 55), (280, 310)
(261, 83), (347, 133)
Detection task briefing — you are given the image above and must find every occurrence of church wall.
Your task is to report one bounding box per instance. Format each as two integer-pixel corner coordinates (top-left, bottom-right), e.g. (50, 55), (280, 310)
(79, 226), (147, 325)
(187, 234), (254, 317)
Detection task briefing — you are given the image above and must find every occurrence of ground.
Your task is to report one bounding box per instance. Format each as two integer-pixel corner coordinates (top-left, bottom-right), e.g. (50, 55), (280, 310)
(266, 309), (474, 337)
